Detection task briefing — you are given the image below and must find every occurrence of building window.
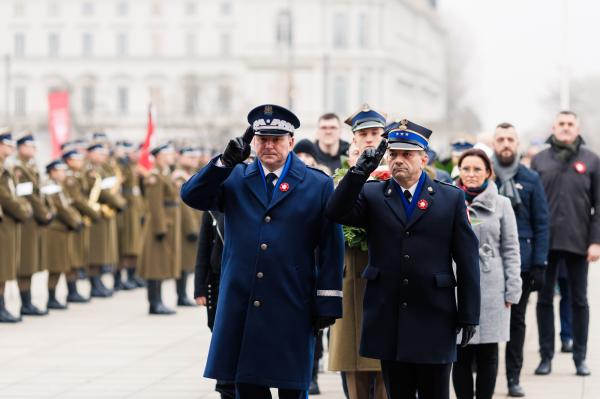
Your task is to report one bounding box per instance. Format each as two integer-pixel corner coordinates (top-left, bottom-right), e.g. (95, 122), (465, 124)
(117, 1), (128, 16)
(48, 1), (60, 16)
(14, 87), (26, 116)
(14, 33), (25, 57)
(48, 33), (60, 57)
(14, 1), (25, 17)
(220, 0), (232, 15)
(151, 1), (162, 16)
(117, 33), (128, 56)
(185, 1), (197, 15)
(82, 33), (93, 56)
(117, 87), (129, 115)
(184, 84), (199, 116)
(333, 76), (348, 115)
(217, 85), (232, 112)
(333, 13), (348, 49)
(82, 86), (95, 116)
(276, 10), (293, 45)
(82, 1), (94, 16)
(220, 33), (231, 56)
(357, 13), (368, 48)
(186, 33), (196, 57)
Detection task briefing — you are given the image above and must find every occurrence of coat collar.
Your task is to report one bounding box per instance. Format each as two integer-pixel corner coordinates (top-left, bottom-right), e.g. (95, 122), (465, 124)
(469, 180), (498, 213)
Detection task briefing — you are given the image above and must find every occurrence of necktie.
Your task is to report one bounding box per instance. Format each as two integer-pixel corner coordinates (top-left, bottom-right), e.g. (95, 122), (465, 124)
(404, 190), (412, 203)
(266, 173), (277, 201)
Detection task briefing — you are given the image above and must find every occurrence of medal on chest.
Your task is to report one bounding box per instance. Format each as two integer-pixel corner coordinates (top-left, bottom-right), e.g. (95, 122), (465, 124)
(279, 182), (289, 192)
(574, 161), (587, 174)
(417, 199), (429, 210)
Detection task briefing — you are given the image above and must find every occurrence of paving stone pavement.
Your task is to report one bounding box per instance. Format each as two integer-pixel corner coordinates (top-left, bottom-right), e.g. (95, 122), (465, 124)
(1, 266), (598, 398)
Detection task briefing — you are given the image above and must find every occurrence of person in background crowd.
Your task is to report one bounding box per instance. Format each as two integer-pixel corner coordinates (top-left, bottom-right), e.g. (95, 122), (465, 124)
(63, 149), (100, 303)
(181, 104), (344, 399)
(449, 138), (475, 180)
(293, 139), (320, 168)
(194, 209), (235, 399)
(12, 133), (53, 316)
(174, 146), (203, 307)
(328, 104), (388, 399)
(0, 129), (32, 323)
(425, 148), (452, 184)
(532, 111), (600, 377)
(492, 123), (550, 397)
(140, 143), (182, 315)
(326, 120), (480, 399)
(452, 148), (522, 399)
(43, 160), (84, 310)
(313, 113), (350, 173)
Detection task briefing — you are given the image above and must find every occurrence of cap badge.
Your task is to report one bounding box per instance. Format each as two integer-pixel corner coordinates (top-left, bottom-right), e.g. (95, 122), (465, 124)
(264, 105), (273, 115)
(279, 182), (290, 192)
(362, 104), (370, 112)
(417, 199), (429, 210)
(574, 161), (587, 174)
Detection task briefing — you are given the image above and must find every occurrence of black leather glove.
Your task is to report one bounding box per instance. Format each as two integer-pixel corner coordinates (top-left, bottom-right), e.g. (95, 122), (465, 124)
(221, 126), (254, 167)
(313, 316), (336, 335)
(155, 232), (166, 242)
(456, 324), (476, 347)
(186, 233), (199, 242)
(529, 265), (546, 292)
(352, 139), (387, 176)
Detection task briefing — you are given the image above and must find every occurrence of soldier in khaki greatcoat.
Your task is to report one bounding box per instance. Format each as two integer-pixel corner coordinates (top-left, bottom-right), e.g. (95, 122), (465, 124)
(12, 133), (54, 316)
(42, 160), (84, 310)
(140, 143), (181, 315)
(85, 143), (127, 297)
(62, 149), (100, 303)
(0, 130), (32, 323)
(172, 146), (202, 307)
(114, 141), (148, 290)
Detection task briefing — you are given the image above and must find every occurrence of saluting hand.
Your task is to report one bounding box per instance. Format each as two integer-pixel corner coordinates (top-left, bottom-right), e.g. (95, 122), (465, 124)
(221, 126), (255, 167)
(353, 139), (388, 176)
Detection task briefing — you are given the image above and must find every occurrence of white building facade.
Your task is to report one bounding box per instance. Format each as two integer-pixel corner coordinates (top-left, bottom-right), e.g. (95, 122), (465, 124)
(0, 0), (446, 149)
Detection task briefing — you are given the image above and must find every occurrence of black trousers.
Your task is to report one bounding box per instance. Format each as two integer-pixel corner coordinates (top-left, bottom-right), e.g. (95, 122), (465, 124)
(452, 343), (499, 399)
(505, 272), (532, 383)
(381, 360), (451, 399)
(235, 383), (305, 399)
(537, 250), (589, 363)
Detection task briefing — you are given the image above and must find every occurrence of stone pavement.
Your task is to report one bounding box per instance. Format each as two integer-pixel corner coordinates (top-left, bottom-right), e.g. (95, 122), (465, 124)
(1, 266), (598, 399)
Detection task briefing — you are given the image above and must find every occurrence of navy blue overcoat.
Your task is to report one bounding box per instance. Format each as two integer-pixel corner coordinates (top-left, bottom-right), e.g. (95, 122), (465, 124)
(180, 153), (344, 390)
(325, 171), (480, 364)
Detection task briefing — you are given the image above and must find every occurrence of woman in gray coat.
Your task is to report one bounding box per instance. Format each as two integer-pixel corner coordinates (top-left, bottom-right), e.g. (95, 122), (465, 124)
(453, 148), (522, 399)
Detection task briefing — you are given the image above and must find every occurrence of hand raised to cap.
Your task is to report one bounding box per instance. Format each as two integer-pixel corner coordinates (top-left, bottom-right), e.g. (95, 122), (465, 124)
(353, 138), (388, 176)
(221, 126), (255, 167)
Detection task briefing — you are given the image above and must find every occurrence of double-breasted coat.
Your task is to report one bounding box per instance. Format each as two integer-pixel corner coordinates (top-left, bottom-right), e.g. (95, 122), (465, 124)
(465, 181), (522, 344)
(326, 171), (480, 364)
(0, 163), (32, 282)
(43, 180), (83, 273)
(117, 158), (147, 258)
(13, 156), (53, 276)
(140, 166), (181, 280)
(180, 153), (344, 390)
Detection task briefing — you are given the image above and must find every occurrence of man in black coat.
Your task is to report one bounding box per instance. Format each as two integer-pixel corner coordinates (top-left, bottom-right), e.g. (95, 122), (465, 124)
(531, 111), (600, 377)
(326, 120), (480, 399)
(492, 122), (550, 397)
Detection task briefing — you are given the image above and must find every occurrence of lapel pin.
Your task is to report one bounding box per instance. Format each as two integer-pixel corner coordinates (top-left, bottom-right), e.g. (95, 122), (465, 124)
(417, 199), (429, 210)
(574, 161), (587, 174)
(387, 188), (392, 195)
(427, 186), (433, 193)
(279, 182), (290, 192)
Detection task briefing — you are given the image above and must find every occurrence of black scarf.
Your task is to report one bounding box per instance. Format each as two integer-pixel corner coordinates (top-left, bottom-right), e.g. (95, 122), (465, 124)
(458, 180), (488, 204)
(548, 135), (583, 163)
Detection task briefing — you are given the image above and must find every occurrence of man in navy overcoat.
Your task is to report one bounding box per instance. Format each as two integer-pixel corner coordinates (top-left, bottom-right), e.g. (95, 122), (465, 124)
(325, 119), (480, 399)
(180, 104), (344, 399)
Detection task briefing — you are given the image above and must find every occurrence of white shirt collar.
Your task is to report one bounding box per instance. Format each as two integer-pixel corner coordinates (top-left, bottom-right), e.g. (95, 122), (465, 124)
(261, 163), (284, 183)
(395, 178), (419, 198)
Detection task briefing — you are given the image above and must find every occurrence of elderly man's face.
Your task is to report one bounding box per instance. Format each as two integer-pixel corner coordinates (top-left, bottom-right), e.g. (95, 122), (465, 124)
(493, 127), (520, 166)
(254, 134), (294, 171)
(552, 113), (580, 144)
(354, 127), (383, 153)
(387, 149), (428, 184)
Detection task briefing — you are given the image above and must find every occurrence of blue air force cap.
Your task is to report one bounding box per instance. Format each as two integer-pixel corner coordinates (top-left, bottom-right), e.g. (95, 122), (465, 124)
(0, 128), (15, 146)
(450, 139), (474, 153)
(385, 119), (432, 151)
(46, 159), (68, 174)
(344, 104), (387, 133)
(62, 150), (84, 161)
(247, 104), (300, 136)
(16, 133), (35, 146)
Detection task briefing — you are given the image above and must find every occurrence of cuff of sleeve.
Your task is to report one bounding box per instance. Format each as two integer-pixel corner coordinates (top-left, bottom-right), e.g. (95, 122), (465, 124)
(315, 295), (343, 319)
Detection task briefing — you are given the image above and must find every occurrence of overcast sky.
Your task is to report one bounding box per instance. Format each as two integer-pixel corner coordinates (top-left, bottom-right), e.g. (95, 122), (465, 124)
(438, 0), (600, 136)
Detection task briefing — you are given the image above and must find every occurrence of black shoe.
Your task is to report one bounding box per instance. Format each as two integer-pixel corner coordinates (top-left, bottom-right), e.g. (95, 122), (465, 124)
(0, 297), (22, 323)
(66, 281), (90, 303)
(127, 268), (146, 288)
(176, 273), (196, 307)
(121, 278), (137, 290)
(90, 276), (113, 298)
(576, 361), (591, 376)
(508, 382), (525, 397)
(535, 358), (552, 375)
(177, 297), (197, 307)
(149, 302), (176, 315)
(47, 289), (68, 310)
(308, 380), (320, 395)
(20, 290), (48, 316)
(561, 340), (573, 353)
(133, 276), (146, 288)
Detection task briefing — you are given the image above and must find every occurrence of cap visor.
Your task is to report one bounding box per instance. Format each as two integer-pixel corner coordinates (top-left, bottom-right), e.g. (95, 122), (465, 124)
(255, 130), (292, 136)
(353, 121), (385, 132)
(388, 142), (425, 151)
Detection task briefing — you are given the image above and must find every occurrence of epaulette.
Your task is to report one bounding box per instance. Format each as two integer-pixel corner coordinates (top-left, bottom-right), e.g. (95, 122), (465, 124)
(435, 179), (461, 190)
(307, 165), (330, 177)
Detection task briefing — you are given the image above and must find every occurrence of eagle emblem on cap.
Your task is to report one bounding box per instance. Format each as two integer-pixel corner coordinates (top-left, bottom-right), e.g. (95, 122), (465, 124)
(361, 104), (371, 112)
(399, 119), (409, 130)
(264, 105), (273, 115)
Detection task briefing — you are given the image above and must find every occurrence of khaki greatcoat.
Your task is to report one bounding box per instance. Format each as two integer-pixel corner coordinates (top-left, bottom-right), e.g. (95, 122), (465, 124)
(328, 246), (381, 371)
(0, 164), (31, 282)
(140, 167), (181, 280)
(117, 159), (147, 258)
(13, 156), (53, 276)
(174, 167), (202, 272)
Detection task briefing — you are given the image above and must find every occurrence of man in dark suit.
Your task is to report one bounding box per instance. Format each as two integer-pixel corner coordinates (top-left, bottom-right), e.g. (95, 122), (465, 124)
(326, 119), (480, 399)
(180, 104), (344, 399)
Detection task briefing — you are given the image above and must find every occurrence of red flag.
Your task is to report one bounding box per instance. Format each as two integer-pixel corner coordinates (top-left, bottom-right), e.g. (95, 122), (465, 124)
(48, 91), (71, 157)
(139, 105), (155, 170)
